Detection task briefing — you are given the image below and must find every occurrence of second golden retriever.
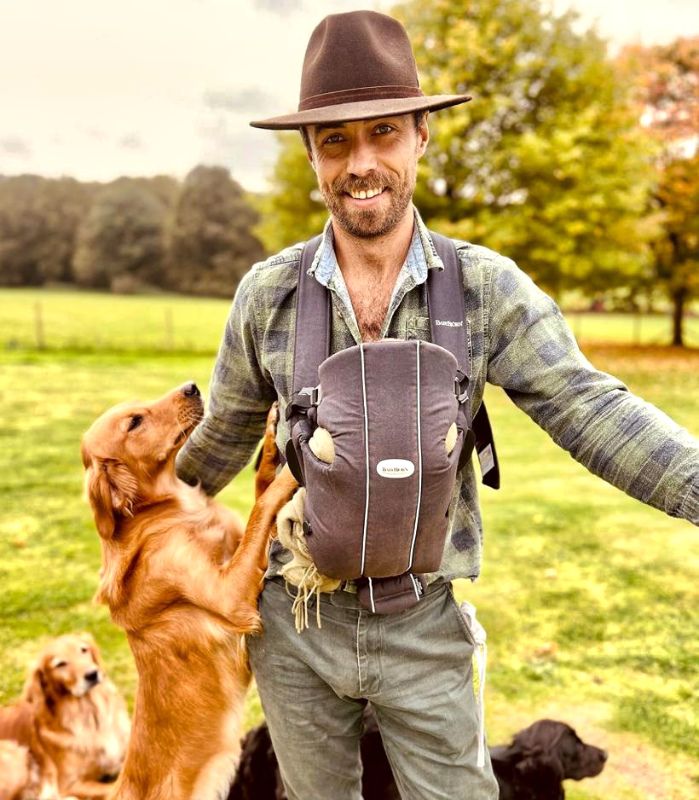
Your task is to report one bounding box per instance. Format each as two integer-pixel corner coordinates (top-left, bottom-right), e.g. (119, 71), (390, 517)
(81, 383), (296, 800)
(0, 632), (130, 799)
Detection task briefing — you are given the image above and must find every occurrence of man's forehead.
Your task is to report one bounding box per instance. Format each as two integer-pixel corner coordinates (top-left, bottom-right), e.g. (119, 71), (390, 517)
(311, 114), (414, 133)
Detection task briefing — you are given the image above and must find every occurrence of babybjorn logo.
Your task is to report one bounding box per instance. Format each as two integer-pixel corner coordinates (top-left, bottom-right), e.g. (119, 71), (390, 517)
(435, 319), (463, 327)
(376, 459), (415, 479)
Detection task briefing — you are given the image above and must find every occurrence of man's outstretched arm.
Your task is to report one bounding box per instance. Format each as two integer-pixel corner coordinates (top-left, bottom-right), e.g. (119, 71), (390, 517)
(485, 255), (698, 525)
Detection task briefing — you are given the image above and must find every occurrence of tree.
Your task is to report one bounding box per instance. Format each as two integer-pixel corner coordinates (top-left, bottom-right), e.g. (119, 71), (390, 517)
(255, 133), (326, 253)
(168, 166), (266, 297)
(73, 178), (168, 291)
(0, 175), (94, 286)
(393, 0), (654, 298)
(619, 37), (699, 345)
(652, 154), (699, 345)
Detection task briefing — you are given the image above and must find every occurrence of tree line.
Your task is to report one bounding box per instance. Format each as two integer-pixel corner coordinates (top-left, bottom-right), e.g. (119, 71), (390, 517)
(0, 166), (265, 298)
(1, 0), (697, 343)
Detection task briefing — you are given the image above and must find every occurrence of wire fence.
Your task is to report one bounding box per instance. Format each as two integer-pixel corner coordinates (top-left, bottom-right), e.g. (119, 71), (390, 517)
(2, 289), (698, 353)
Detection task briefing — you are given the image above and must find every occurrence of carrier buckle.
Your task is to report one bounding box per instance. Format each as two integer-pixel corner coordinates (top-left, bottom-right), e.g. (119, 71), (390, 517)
(454, 371), (469, 404)
(285, 386), (321, 420)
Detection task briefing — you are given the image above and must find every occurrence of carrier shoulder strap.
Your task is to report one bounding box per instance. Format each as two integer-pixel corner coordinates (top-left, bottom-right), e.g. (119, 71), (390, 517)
(288, 232), (500, 489)
(429, 232), (499, 489)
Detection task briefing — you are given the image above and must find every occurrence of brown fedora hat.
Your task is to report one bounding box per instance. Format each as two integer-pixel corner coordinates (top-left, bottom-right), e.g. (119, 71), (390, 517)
(250, 10), (471, 130)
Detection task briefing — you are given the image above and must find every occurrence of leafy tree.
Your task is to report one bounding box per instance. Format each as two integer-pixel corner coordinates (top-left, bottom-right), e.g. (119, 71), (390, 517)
(393, 0), (653, 298)
(619, 36), (699, 345)
(0, 175), (94, 286)
(255, 133), (326, 253)
(168, 165), (266, 297)
(73, 178), (168, 291)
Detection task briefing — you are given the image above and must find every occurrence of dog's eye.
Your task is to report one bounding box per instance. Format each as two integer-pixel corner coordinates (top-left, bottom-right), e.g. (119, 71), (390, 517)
(52, 660), (67, 669)
(128, 415), (143, 432)
(80, 645), (89, 653)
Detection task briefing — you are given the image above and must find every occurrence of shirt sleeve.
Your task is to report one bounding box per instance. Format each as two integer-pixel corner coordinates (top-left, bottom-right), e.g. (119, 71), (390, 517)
(485, 254), (699, 525)
(176, 267), (276, 495)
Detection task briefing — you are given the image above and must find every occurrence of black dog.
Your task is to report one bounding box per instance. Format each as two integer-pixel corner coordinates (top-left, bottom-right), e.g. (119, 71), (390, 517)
(490, 719), (607, 800)
(228, 711), (606, 800)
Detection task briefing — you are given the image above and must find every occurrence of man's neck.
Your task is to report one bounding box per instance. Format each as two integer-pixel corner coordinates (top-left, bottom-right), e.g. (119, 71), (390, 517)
(331, 207), (415, 283)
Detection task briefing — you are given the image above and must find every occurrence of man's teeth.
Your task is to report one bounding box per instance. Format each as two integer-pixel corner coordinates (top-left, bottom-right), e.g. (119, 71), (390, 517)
(350, 188), (382, 199)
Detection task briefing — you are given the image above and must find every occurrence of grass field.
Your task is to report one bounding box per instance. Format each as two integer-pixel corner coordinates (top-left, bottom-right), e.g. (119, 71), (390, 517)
(1, 288), (698, 798)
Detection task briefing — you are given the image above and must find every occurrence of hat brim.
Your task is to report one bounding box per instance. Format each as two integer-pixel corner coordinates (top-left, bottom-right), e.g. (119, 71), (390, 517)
(249, 94), (471, 130)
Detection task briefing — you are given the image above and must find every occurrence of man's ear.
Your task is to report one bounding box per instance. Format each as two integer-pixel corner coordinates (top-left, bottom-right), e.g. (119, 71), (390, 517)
(83, 455), (138, 539)
(417, 112), (429, 158)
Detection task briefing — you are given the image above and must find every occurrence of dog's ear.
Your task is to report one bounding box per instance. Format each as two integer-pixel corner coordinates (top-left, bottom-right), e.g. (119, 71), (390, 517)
(83, 452), (138, 539)
(21, 658), (56, 714)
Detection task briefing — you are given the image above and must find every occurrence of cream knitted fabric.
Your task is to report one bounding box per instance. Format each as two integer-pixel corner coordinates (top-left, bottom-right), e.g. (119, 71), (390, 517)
(277, 488), (341, 632)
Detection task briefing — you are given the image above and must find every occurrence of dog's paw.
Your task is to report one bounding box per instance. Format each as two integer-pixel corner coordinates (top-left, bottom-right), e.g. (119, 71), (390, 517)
(265, 402), (279, 437)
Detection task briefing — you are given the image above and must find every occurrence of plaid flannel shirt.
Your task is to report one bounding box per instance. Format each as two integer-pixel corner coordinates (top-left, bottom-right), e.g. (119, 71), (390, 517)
(176, 208), (699, 582)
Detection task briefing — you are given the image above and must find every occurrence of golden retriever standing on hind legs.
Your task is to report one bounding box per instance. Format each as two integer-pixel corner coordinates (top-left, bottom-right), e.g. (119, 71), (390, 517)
(81, 383), (296, 800)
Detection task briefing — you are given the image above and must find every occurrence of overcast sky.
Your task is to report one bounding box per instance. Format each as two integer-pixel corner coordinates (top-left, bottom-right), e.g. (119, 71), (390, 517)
(1, 0), (697, 191)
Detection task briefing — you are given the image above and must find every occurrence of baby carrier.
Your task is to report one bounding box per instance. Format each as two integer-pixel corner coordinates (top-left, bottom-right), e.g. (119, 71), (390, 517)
(285, 232), (499, 613)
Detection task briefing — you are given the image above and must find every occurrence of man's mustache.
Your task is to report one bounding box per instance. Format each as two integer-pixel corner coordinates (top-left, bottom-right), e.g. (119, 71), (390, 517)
(332, 173), (395, 195)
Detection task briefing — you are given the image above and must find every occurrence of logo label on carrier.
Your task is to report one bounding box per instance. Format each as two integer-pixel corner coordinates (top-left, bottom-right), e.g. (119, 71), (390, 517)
(376, 459), (415, 479)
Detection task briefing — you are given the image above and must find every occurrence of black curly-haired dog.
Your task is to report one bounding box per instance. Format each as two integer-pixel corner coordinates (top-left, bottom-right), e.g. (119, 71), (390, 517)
(227, 710), (606, 800)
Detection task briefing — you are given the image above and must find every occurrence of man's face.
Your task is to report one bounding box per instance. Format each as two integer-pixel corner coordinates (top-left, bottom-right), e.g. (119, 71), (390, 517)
(307, 113), (429, 239)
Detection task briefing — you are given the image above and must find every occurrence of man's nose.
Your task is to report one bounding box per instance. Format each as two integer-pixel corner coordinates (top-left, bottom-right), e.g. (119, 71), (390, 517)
(346, 138), (378, 176)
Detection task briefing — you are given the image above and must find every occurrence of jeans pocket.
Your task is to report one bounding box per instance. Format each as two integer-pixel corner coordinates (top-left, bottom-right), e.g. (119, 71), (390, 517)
(446, 585), (477, 647)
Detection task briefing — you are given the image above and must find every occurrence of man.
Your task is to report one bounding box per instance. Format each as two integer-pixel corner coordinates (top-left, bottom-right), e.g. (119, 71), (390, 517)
(177, 10), (699, 800)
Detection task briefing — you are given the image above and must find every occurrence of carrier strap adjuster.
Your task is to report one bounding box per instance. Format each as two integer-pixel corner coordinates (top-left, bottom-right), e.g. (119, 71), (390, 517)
(286, 386), (321, 420)
(454, 370), (469, 404)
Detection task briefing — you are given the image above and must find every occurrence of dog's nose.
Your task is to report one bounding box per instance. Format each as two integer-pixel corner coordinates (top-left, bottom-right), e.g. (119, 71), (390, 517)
(85, 670), (100, 684)
(601, 749), (608, 762)
(183, 382), (200, 398)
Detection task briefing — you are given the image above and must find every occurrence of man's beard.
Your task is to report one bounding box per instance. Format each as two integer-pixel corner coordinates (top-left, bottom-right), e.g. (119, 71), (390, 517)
(319, 169), (415, 239)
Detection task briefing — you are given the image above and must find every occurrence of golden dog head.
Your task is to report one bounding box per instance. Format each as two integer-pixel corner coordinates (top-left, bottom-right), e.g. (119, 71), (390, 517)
(81, 383), (203, 539)
(23, 633), (106, 707)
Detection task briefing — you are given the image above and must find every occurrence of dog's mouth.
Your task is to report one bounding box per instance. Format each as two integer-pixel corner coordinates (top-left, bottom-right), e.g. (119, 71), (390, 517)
(173, 406), (204, 447)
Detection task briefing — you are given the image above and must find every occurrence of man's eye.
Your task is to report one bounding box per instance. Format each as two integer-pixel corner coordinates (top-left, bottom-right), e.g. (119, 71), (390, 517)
(374, 124), (393, 135)
(323, 133), (344, 145)
(128, 415), (143, 432)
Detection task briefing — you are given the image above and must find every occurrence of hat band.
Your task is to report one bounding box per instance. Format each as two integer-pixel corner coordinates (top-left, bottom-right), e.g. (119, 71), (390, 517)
(299, 84), (423, 111)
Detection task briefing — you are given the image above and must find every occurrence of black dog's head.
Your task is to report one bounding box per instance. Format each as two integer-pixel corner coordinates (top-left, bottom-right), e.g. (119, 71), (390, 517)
(511, 719), (607, 782)
(491, 719), (607, 800)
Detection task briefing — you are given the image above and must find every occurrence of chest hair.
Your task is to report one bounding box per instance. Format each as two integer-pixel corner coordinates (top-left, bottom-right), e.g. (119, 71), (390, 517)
(346, 273), (395, 342)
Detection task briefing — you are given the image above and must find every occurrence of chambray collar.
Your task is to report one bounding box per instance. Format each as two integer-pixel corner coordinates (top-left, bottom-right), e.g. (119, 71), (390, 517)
(308, 205), (444, 287)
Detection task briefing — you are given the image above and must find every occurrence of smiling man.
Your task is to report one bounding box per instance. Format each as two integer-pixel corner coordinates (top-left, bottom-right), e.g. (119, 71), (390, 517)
(176, 10), (699, 800)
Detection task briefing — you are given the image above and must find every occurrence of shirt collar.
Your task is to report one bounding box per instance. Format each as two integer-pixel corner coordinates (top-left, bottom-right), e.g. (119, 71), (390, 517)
(308, 205), (444, 288)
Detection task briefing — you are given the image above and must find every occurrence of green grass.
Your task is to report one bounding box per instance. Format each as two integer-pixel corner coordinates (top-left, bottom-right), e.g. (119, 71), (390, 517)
(1, 289), (698, 798)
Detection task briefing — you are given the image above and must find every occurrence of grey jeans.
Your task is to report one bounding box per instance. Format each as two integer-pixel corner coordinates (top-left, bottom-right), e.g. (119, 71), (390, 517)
(247, 578), (499, 800)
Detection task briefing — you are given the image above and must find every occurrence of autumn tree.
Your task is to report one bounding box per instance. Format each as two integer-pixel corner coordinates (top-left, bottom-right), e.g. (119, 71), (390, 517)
(73, 178), (168, 291)
(168, 165), (266, 297)
(619, 36), (699, 345)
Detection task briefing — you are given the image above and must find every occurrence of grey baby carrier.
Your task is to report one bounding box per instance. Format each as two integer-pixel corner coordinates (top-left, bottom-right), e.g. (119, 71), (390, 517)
(285, 232), (499, 613)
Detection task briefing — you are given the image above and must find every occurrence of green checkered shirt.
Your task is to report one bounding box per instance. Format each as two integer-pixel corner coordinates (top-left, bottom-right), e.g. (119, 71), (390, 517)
(176, 208), (699, 582)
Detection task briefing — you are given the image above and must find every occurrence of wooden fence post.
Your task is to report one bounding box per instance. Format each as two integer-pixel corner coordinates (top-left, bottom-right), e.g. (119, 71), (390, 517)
(164, 307), (174, 351)
(35, 301), (45, 349)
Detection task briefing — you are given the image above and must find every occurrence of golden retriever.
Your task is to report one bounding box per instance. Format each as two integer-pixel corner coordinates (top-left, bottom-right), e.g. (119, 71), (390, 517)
(80, 383), (296, 800)
(0, 632), (130, 799)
